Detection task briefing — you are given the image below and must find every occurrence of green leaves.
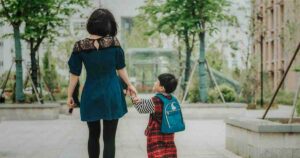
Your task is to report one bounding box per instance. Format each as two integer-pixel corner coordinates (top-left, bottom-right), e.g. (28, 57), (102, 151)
(1, 0), (89, 44)
(0, 0), (27, 26)
(140, 0), (235, 38)
(23, 0), (89, 43)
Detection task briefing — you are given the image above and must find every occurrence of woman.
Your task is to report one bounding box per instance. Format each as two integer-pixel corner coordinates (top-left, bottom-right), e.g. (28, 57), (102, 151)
(67, 9), (137, 158)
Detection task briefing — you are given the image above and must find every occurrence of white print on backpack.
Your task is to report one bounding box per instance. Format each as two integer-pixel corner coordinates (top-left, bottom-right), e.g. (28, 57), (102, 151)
(165, 102), (181, 128)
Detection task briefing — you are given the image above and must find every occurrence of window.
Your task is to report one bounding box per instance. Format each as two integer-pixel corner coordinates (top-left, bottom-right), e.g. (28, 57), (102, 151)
(280, 5), (284, 24)
(98, 0), (103, 7)
(121, 17), (133, 34)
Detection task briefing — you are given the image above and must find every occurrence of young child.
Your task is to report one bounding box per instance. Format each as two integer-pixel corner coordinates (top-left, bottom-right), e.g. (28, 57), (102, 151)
(132, 73), (179, 158)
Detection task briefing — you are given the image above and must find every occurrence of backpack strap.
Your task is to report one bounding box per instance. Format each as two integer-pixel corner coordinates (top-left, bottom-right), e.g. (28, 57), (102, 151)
(150, 93), (171, 123)
(155, 93), (175, 104)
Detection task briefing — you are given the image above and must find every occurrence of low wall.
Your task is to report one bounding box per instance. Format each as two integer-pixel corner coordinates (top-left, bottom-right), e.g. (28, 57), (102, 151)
(0, 103), (60, 120)
(225, 117), (300, 158)
(183, 103), (247, 120)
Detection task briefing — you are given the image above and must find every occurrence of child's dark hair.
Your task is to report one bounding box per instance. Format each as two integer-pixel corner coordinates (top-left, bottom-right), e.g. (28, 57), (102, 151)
(158, 73), (178, 93)
(87, 8), (118, 36)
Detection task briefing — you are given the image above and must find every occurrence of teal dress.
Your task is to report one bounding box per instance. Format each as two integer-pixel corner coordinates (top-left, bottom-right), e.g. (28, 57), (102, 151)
(68, 37), (128, 121)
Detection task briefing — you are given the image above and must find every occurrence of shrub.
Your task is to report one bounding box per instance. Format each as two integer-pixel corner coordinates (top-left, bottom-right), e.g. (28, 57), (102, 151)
(208, 89), (219, 103)
(275, 91), (294, 105)
(187, 74), (200, 103)
(259, 90), (295, 106)
(208, 84), (237, 103)
(54, 92), (68, 101)
(188, 86), (200, 103)
(24, 94), (36, 103)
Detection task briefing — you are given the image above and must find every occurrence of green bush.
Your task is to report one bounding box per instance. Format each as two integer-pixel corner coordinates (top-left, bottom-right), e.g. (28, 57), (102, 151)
(259, 90), (295, 106)
(188, 86), (200, 103)
(187, 73), (200, 103)
(24, 94), (36, 103)
(275, 91), (294, 105)
(221, 85), (237, 102)
(54, 92), (68, 100)
(208, 84), (237, 103)
(208, 89), (219, 103)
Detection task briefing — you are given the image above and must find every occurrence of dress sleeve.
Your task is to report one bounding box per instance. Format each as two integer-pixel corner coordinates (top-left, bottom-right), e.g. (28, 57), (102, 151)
(68, 43), (82, 76)
(116, 47), (126, 70)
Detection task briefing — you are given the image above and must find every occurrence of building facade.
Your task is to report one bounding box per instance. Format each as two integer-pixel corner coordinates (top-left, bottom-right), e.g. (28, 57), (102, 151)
(252, 0), (300, 92)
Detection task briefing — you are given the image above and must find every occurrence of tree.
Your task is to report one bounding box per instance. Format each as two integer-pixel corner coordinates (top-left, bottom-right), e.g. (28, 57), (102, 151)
(191, 0), (234, 102)
(0, 0), (31, 102)
(0, 0), (89, 102)
(42, 50), (58, 101)
(23, 0), (88, 94)
(139, 0), (197, 91)
(140, 0), (235, 102)
(205, 44), (224, 71)
(124, 15), (161, 48)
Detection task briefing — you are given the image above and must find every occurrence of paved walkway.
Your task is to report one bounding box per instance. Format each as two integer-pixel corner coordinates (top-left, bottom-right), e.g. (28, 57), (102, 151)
(0, 107), (241, 158)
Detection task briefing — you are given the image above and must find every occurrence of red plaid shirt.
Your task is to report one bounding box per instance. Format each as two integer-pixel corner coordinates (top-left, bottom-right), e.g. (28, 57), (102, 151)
(145, 96), (177, 158)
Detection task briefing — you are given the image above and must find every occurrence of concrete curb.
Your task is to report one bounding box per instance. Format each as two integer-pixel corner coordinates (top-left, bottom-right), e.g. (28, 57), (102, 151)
(0, 103), (60, 120)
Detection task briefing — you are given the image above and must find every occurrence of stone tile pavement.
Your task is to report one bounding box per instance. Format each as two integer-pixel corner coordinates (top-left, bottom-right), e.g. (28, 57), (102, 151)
(0, 107), (242, 158)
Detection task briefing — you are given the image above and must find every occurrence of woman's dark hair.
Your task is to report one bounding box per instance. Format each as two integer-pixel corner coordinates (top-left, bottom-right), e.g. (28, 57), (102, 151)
(87, 8), (118, 36)
(158, 73), (178, 93)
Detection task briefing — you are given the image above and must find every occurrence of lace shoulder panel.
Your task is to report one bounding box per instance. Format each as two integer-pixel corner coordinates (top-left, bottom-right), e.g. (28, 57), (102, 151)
(72, 36), (121, 53)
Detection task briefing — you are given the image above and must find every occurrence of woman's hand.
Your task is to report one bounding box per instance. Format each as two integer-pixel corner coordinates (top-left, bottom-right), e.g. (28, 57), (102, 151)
(67, 97), (75, 109)
(67, 74), (79, 109)
(127, 84), (137, 97)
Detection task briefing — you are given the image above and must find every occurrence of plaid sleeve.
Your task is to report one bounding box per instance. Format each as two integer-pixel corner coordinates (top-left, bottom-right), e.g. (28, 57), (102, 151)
(152, 96), (163, 114)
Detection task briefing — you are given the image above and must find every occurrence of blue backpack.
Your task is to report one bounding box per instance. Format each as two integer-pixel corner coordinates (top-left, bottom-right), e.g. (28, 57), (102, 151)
(155, 93), (185, 134)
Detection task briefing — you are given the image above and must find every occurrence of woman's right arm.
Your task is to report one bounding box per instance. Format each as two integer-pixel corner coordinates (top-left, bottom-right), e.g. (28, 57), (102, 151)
(67, 42), (82, 108)
(67, 74), (79, 108)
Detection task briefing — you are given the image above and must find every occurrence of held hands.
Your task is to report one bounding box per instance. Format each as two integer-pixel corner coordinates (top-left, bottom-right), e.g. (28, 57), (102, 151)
(127, 84), (137, 97)
(131, 96), (141, 104)
(126, 84), (140, 104)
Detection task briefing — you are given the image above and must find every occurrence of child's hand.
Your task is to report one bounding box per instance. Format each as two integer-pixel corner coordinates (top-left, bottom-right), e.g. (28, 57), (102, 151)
(131, 96), (141, 104)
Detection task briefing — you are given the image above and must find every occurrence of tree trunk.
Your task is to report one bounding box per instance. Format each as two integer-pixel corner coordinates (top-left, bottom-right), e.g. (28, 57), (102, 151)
(183, 30), (192, 91)
(30, 40), (38, 93)
(177, 37), (183, 77)
(184, 51), (192, 85)
(13, 26), (25, 102)
(198, 31), (208, 102)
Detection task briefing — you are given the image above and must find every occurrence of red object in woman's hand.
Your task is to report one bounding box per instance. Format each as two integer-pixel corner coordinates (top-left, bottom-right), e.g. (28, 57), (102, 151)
(69, 108), (73, 114)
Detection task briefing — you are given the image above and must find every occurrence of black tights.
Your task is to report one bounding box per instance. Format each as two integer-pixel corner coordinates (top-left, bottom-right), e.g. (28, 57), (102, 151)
(87, 119), (118, 158)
